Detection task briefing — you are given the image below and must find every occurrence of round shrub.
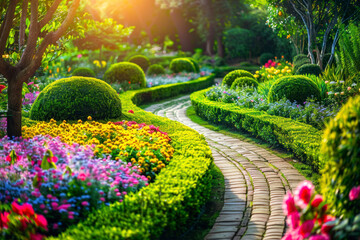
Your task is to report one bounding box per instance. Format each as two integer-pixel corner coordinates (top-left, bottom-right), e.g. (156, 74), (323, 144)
(169, 58), (195, 73)
(230, 77), (259, 90)
(128, 55), (150, 71)
(72, 67), (96, 78)
(187, 57), (200, 72)
(30, 77), (122, 121)
(222, 70), (255, 87)
(103, 62), (146, 88)
(293, 54), (308, 64)
(296, 64), (322, 76)
(268, 75), (321, 104)
(293, 58), (311, 72)
(320, 95), (360, 218)
(147, 64), (166, 75)
(260, 53), (274, 65)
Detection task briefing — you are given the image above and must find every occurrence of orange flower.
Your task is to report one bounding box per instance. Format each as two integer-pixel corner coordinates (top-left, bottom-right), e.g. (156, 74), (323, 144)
(68, 67), (71, 72)
(287, 34), (291, 39)
(49, 70), (52, 74)
(275, 56), (277, 60)
(56, 67), (59, 73)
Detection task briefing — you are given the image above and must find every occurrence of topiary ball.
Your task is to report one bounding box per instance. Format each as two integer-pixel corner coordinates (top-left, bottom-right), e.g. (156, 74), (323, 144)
(186, 57), (200, 73)
(169, 58), (195, 73)
(222, 70), (255, 87)
(320, 95), (360, 218)
(260, 53), (274, 65)
(296, 64), (322, 76)
(268, 75), (321, 104)
(72, 67), (96, 78)
(30, 77), (122, 121)
(293, 58), (311, 72)
(128, 55), (150, 72)
(230, 77), (259, 90)
(293, 54), (308, 64)
(147, 64), (166, 75)
(103, 62), (146, 88)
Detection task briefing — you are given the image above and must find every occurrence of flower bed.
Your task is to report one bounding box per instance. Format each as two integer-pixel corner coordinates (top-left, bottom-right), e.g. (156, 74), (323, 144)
(191, 88), (322, 170)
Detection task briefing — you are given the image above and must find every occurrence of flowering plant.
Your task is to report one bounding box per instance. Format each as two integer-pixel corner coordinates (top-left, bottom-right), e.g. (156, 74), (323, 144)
(255, 57), (293, 82)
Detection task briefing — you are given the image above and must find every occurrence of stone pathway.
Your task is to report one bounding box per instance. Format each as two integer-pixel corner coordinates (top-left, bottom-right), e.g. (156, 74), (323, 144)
(144, 95), (306, 240)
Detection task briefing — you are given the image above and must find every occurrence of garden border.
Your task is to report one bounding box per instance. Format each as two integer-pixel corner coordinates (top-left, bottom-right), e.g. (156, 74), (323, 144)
(190, 88), (323, 170)
(51, 75), (216, 239)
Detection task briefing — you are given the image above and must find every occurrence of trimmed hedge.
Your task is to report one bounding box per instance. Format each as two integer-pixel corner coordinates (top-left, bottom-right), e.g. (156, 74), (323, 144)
(103, 62), (146, 88)
(293, 54), (308, 64)
(30, 77), (122, 121)
(169, 58), (196, 73)
(72, 67), (96, 78)
(191, 88), (322, 170)
(187, 57), (200, 73)
(147, 64), (166, 75)
(296, 64), (322, 76)
(50, 75), (216, 240)
(230, 77), (259, 90)
(222, 70), (255, 87)
(128, 55), (150, 72)
(293, 58), (311, 72)
(213, 65), (259, 78)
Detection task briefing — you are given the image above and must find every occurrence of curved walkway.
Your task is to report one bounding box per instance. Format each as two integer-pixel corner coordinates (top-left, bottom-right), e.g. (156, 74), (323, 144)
(144, 95), (305, 240)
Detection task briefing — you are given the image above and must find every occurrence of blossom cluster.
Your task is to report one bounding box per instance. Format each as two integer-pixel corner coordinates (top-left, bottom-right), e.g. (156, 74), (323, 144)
(255, 57), (293, 81)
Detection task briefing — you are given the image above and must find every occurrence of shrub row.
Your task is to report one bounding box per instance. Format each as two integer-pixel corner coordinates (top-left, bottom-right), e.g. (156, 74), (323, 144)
(50, 75), (216, 239)
(190, 88), (323, 170)
(213, 65), (259, 78)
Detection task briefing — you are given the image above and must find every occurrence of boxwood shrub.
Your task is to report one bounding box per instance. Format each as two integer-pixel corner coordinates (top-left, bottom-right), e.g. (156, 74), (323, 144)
(128, 55), (150, 71)
(295, 64), (322, 76)
(190, 88), (322, 170)
(222, 70), (255, 87)
(147, 64), (166, 75)
(49, 75), (216, 240)
(103, 62), (146, 88)
(230, 77), (259, 90)
(72, 67), (96, 78)
(29, 77), (122, 121)
(169, 58), (195, 73)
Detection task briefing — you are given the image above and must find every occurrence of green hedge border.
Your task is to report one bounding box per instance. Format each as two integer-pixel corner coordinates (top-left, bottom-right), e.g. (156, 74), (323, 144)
(190, 88), (323, 170)
(51, 76), (216, 239)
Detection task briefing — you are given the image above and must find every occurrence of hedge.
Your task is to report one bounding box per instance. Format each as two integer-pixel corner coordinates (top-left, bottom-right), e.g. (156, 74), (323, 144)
(213, 65), (259, 78)
(50, 75), (216, 240)
(190, 88), (323, 170)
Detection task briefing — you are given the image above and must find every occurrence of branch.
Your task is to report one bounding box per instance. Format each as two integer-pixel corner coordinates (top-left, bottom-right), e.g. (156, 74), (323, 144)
(0, 58), (14, 79)
(19, 0), (29, 49)
(20, 0), (80, 81)
(0, 0), (19, 55)
(38, 0), (62, 29)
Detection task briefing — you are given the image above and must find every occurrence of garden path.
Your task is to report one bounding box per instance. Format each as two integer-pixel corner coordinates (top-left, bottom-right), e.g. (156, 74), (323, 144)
(144, 95), (305, 240)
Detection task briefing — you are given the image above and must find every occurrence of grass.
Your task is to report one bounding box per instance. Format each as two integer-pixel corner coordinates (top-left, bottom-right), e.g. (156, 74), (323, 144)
(178, 163), (225, 240)
(186, 105), (320, 189)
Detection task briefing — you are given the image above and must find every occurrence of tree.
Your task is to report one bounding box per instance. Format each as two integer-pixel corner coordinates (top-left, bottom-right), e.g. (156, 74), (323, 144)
(0, 0), (81, 137)
(267, 0), (360, 69)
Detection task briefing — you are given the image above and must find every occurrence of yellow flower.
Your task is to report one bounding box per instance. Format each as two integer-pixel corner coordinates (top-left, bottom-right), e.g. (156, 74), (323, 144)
(254, 74), (259, 78)
(255, 71), (259, 74)
(101, 61), (107, 68)
(87, 116), (92, 121)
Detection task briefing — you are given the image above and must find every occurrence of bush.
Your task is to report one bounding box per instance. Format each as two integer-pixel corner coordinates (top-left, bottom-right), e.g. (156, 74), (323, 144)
(223, 28), (254, 59)
(72, 67), (96, 78)
(293, 54), (308, 64)
(147, 64), (166, 75)
(30, 77), (122, 121)
(320, 95), (360, 218)
(268, 75), (321, 104)
(296, 64), (322, 76)
(260, 53), (275, 65)
(103, 62), (146, 88)
(230, 77), (259, 90)
(169, 58), (195, 73)
(222, 70), (255, 87)
(186, 57), (200, 72)
(128, 55), (150, 71)
(293, 58), (311, 72)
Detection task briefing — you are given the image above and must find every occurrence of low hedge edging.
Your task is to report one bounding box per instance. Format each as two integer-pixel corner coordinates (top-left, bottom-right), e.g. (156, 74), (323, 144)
(50, 76), (215, 239)
(190, 88), (323, 170)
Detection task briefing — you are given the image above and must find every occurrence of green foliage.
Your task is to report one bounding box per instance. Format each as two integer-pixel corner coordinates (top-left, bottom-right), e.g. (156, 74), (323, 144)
(29, 77), (122, 121)
(268, 75), (321, 104)
(147, 64), (166, 75)
(293, 54), (308, 64)
(260, 53), (275, 65)
(186, 57), (200, 73)
(320, 95), (360, 218)
(322, 53), (333, 68)
(72, 67), (96, 78)
(128, 55), (150, 72)
(191, 88), (322, 169)
(49, 75), (215, 240)
(213, 66), (259, 78)
(293, 57), (311, 72)
(230, 77), (259, 90)
(296, 64), (322, 76)
(223, 28), (254, 59)
(103, 62), (146, 88)
(169, 58), (196, 73)
(222, 70), (255, 87)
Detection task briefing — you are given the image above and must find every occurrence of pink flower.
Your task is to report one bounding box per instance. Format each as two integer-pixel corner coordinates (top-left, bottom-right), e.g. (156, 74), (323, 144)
(287, 212), (300, 229)
(309, 234), (330, 240)
(294, 181), (314, 208)
(100, 197), (105, 202)
(58, 204), (71, 210)
(128, 110), (134, 114)
(347, 87), (352, 91)
(81, 201), (89, 206)
(77, 173), (87, 181)
(298, 220), (314, 238)
(281, 232), (293, 240)
(0, 212), (9, 229)
(34, 214), (48, 230)
(311, 194), (323, 208)
(11, 201), (23, 215)
(77, 54), (82, 58)
(283, 192), (297, 215)
(22, 203), (35, 217)
(30, 233), (44, 240)
(349, 186), (360, 201)
(320, 215), (336, 234)
(51, 202), (58, 210)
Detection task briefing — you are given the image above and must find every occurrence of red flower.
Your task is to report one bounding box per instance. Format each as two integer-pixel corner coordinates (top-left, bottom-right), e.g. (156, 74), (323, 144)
(0, 212), (9, 229)
(34, 214), (48, 230)
(298, 220), (314, 238)
(128, 110), (134, 114)
(22, 203), (35, 217)
(311, 194), (323, 208)
(0, 85), (6, 93)
(320, 215), (336, 234)
(11, 201), (23, 215)
(30, 233), (44, 240)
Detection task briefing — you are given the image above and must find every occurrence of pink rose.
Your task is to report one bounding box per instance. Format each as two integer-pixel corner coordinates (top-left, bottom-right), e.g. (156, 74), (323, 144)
(309, 234), (330, 240)
(349, 186), (360, 201)
(298, 220), (314, 238)
(287, 212), (300, 229)
(311, 194), (323, 208)
(295, 181), (314, 209)
(283, 192), (297, 215)
(281, 232), (293, 240)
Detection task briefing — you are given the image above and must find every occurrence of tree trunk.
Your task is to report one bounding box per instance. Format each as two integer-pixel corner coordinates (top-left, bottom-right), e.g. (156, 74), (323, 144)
(217, 35), (225, 58)
(169, 9), (194, 52)
(7, 75), (23, 137)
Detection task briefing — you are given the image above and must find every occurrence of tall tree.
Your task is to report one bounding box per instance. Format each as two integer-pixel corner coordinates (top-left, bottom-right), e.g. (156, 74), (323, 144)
(0, 0), (82, 137)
